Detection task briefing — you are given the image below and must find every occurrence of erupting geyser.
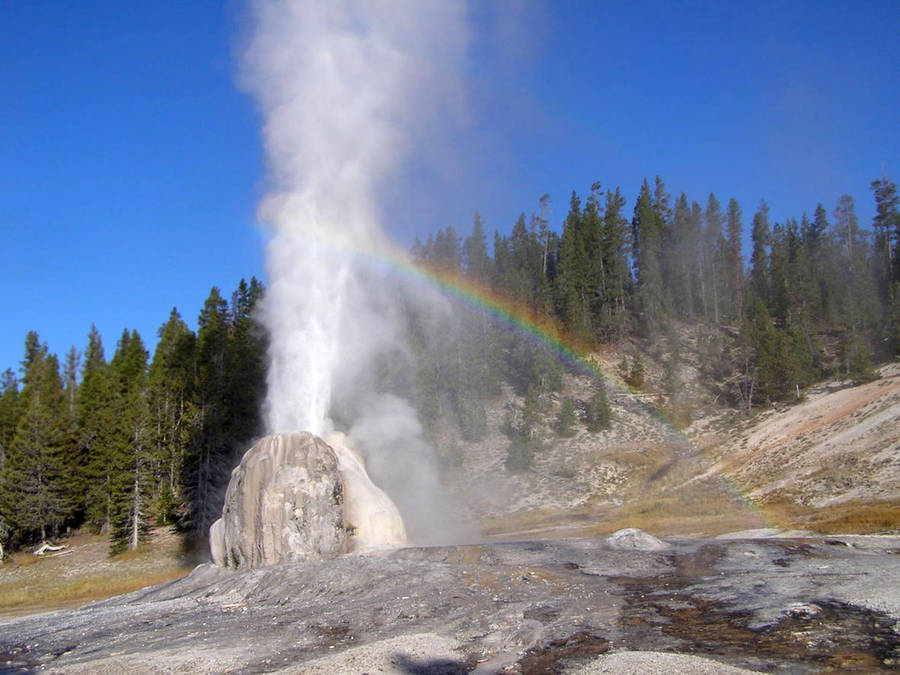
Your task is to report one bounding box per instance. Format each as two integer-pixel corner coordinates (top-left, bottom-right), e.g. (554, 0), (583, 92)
(210, 0), (469, 564)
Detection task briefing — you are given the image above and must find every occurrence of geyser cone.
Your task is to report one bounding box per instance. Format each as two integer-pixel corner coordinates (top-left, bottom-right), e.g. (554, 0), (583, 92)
(210, 432), (405, 569)
(324, 431), (407, 550)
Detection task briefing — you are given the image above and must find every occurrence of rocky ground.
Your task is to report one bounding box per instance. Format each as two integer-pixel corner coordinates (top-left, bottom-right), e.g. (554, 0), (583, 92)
(2, 531), (898, 673)
(2, 360), (897, 673)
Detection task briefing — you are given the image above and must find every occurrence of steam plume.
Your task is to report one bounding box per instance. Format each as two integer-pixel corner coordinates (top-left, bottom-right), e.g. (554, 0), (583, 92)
(241, 1), (468, 542)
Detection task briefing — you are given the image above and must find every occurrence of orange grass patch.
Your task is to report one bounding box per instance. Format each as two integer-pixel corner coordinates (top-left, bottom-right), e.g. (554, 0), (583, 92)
(763, 498), (900, 534)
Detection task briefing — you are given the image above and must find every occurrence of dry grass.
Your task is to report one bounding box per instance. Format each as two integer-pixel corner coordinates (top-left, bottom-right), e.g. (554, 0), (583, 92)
(0, 567), (191, 615)
(763, 498), (900, 534)
(446, 545), (486, 565)
(594, 498), (763, 537)
(481, 474), (765, 540)
(479, 504), (597, 537)
(0, 527), (193, 617)
(583, 474), (766, 537)
(9, 551), (43, 568)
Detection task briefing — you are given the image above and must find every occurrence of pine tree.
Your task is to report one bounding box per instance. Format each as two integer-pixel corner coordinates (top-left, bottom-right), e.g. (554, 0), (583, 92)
(652, 176), (672, 227)
(784, 321), (817, 394)
(0, 334), (71, 543)
(555, 398), (578, 437)
(808, 203), (829, 248)
(703, 193), (727, 324)
(107, 330), (153, 553)
(726, 198), (744, 322)
(651, 177), (673, 322)
(870, 176), (900, 355)
(510, 213), (542, 308)
(596, 187), (631, 339)
(584, 381), (612, 432)
(663, 327), (683, 400)
(744, 301), (783, 403)
(183, 287), (230, 536)
(410, 235), (428, 262)
(625, 352), (645, 389)
(749, 200), (771, 305)
(505, 435), (533, 473)
(79, 326), (115, 532)
(0, 369), (19, 469)
(462, 213), (492, 282)
(833, 195), (879, 379)
(521, 385), (542, 439)
(148, 309), (197, 525)
(768, 222), (791, 324)
(632, 180), (664, 335)
(781, 216), (811, 327)
(0, 369), (20, 551)
(558, 191), (590, 335)
(432, 226), (461, 270)
(686, 200), (705, 318)
(743, 297), (818, 406)
(491, 229), (509, 291)
(59, 346), (81, 517)
(224, 278), (267, 447)
(666, 193), (694, 317)
(871, 175), (899, 283)
(577, 188), (605, 338)
(505, 385), (541, 473)
(579, 188), (605, 334)
(804, 204), (844, 327)
(62, 347), (80, 415)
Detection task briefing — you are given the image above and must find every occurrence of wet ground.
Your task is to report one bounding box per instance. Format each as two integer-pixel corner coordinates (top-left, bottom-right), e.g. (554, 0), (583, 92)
(1, 534), (898, 673)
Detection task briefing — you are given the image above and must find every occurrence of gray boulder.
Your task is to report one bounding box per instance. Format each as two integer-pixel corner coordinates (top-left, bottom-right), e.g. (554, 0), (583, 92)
(604, 527), (671, 551)
(210, 432), (348, 569)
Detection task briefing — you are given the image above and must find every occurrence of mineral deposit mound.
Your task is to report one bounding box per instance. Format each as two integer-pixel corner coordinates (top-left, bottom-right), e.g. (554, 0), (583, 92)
(209, 432), (406, 569)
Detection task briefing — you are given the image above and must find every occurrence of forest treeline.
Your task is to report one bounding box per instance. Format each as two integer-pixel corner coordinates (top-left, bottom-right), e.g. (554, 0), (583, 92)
(0, 174), (897, 554)
(412, 175), (899, 410)
(0, 279), (266, 554)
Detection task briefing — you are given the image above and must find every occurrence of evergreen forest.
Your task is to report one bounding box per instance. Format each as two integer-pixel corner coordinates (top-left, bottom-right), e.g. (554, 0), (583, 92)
(0, 279), (266, 555)
(1, 174), (898, 555)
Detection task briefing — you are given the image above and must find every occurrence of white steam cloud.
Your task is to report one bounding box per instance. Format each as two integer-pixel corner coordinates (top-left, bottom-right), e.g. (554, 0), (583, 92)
(240, 1), (469, 542)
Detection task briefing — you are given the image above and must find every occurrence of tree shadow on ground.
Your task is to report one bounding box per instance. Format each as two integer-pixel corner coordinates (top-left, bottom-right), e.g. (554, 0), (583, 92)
(393, 653), (473, 674)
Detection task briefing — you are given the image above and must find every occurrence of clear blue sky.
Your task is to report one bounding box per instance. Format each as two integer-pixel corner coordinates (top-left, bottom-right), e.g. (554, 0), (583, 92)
(1, 1), (898, 375)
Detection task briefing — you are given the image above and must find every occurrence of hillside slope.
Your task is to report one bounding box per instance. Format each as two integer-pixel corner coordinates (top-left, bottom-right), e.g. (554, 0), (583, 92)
(690, 363), (900, 532)
(441, 359), (899, 539)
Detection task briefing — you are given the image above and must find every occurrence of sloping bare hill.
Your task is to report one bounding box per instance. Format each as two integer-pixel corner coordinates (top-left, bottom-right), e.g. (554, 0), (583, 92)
(445, 369), (765, 540)
(690, 363), (900, 533)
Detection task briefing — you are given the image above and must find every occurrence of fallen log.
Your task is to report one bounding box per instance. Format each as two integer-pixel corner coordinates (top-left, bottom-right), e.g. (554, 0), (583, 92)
(34, 542), (67, 556)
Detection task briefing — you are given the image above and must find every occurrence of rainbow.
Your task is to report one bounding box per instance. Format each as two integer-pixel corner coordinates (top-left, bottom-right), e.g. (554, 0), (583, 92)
(264, 226), (777, 531)
(367, 236), (777, 531)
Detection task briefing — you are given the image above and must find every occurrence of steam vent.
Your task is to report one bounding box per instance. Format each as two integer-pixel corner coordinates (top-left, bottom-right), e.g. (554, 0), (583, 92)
(209, 432), (406, 569)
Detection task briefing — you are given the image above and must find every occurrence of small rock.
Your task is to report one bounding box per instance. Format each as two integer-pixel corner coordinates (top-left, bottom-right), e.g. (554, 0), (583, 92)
(604, 528), (671, 551)
(788, 602), (821, 619)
